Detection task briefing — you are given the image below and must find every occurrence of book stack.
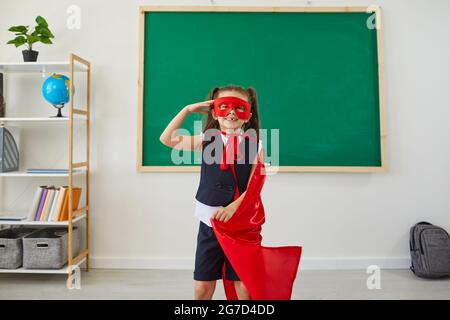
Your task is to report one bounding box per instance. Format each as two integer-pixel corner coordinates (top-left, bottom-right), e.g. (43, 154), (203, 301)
(27, 185), (82, 222)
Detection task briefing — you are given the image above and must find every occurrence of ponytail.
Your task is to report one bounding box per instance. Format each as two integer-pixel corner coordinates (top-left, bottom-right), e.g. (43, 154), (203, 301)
(243, 86), (260, 142)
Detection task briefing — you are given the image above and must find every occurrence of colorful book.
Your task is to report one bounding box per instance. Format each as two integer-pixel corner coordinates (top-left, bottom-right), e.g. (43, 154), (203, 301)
(59, 187), (69, 221)
(44, 187), (57, 221)
(48, 188), (60, 221)
(52, 186), (67, 221)
(26, 186), (45, 221)
(35, 187), (48, 221)
(39, 186), (54, 221)
(59, 187), (82, 221)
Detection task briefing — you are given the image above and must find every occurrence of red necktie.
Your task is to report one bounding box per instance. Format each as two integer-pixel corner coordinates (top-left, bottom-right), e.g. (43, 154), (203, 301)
(219, 132), (243, 200)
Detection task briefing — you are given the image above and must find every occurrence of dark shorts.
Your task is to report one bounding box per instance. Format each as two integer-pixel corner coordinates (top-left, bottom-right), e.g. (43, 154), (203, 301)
(194, 221), (240, 281)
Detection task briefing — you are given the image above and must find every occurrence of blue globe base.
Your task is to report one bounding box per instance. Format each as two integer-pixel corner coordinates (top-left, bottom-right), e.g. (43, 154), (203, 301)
(49, 105), (66, 118)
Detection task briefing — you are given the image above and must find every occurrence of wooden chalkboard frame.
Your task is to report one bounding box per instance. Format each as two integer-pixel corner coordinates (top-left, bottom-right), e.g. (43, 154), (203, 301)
(137, 6), (387, 173)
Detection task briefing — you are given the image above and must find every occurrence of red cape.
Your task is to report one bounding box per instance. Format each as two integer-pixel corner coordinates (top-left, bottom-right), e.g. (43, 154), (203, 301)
(211, 160), (302, 300)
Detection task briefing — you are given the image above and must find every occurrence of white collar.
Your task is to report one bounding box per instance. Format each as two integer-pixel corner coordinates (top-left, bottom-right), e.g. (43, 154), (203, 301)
(220, 130), (244, 143)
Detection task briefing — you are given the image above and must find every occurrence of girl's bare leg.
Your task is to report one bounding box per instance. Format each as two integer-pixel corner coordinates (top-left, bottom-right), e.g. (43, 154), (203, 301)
(194, 280), (216, 300)
(234, 281), (250, 300)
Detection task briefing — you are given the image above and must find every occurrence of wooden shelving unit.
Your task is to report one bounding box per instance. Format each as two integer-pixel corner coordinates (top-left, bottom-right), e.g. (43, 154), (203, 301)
(0, 169), (86, 177)
(0, 117), (85, 124)
(0, 61), (86, 73)
(0, 214), (87, 226)
(0, 257), (87, 274)
(0, 54), (91, 283)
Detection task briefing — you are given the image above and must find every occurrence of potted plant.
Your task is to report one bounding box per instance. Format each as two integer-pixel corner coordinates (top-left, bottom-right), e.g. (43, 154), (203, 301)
(6, 16), (54, 62)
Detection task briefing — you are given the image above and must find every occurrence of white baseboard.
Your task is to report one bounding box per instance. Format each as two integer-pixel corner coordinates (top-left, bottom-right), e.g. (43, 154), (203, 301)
(90, 257), (194, 270)
(90, 256), (411, 270)
(298, 257), (411, 270)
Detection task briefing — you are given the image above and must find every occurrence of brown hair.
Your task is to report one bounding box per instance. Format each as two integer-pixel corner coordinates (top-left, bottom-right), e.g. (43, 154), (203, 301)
(202, 85), (261, 146)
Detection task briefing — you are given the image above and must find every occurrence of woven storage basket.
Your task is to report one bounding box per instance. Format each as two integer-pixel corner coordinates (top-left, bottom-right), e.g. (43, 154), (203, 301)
(23, 227), (80, 269)
(0, 228), (36, 269)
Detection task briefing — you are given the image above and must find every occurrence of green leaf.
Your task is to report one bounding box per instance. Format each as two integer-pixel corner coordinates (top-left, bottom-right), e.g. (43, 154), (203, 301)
(40, 37), (52, 44)
(17, 36), (26, 43)
(8, 25), (28, 33)
(40, 26), (54, 38)
(35, 16), (48, 27)
(6, 35), (26, 47)
(36, 27), (53, 38)
(27, 35), (40, 45)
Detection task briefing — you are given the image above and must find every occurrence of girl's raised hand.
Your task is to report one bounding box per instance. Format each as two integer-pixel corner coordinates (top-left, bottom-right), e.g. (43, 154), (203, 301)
(185, 99), (214, 114)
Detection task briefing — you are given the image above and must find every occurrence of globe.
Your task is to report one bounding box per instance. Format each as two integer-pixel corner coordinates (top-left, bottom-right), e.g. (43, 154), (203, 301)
(41, 73), (74, 117)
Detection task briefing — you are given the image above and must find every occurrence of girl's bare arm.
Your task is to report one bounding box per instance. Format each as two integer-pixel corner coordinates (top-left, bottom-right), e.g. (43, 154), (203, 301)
(159, 100), (214, 151)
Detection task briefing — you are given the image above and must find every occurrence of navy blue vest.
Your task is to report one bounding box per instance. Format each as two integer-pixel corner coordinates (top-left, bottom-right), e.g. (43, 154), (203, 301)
(195, 130), (259, 207)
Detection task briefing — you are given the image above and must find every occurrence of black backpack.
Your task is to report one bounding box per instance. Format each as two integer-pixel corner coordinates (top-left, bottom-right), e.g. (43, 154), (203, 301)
(410, 221), (450, 278)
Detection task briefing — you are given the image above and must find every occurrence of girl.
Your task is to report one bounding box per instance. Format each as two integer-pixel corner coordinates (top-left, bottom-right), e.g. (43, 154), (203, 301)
(160, 85), (263, 300)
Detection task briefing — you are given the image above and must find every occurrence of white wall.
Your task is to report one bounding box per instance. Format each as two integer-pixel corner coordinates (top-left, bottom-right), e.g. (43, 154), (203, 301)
(1, 0), (449, 270)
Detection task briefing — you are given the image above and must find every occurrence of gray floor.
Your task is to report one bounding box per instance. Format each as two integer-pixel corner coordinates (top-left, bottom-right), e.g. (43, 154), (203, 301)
(0, 269), (449, 299)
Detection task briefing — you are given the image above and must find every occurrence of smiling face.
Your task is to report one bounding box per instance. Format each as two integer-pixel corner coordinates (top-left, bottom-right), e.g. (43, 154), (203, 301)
(213, 90), (252, 132)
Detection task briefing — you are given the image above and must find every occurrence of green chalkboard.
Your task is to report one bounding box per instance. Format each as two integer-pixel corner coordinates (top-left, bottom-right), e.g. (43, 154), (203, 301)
(138, 7), (386, 172)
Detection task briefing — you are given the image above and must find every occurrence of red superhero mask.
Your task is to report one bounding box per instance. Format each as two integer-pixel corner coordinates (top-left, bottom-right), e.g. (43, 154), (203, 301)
(213, 96), (251, 120)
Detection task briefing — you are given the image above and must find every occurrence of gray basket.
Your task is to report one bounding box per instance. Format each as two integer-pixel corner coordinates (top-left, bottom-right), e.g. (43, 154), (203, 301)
(0, 228), (36, 269)
(23, 227), (80, 269)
